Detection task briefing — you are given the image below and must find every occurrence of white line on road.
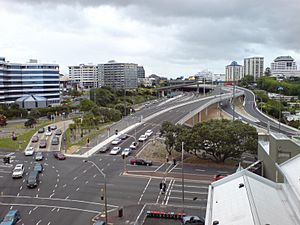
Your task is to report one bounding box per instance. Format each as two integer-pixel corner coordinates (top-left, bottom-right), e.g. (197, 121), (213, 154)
(33, 206), (38, 211)
(50, 193), (55, 198)
(35, 194), (39, 198)
(51, 208), (56, 212)
(57, 178), (59, 183)
(73, 176), (78, 180)
(172, 184), (209, 189)
(154, 163), (165, 172)
(168, 164), (178, 173)
(37, 188), (40, 192)
(195, 169), (206, 172)
(62, 184), (66, 188)
(99, 158), (102, 162)
(83, 170), (87, 173)
(29, 210), (32, 215)
(164, 179), (175, 205)
(65, 196), (69, 199)
(10, 206), (13, 210)
(93, 174), (97, 178)
(85, 181), (88, 184)
(47, 222), (51, 225)
(171, 190), (208, 195)
(137, 178), (152, 205)
(76, 187), (80, 192)
(55, 184), (58, 188)
(36, 219), (42, 225)
(19, 186), (23, 190)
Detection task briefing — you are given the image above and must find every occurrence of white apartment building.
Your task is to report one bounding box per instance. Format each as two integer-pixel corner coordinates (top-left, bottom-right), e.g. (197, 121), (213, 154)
(244, 57), (264, 81)
(68, 64), (100, 89)
(0, 57), (60, 105)
(225, 61), (244, 81)
(271, 56), (300, 78)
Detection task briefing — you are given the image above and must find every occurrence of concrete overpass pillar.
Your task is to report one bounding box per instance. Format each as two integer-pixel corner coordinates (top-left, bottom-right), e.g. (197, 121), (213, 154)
(205, 107), (208, 117)
(198, 111), (202, 122)
(161, 90), (165, 97)
(197, 83), (199, 93)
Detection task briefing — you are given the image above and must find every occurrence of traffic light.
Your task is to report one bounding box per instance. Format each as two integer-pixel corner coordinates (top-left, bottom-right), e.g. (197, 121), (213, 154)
(115, 129), (118, 135)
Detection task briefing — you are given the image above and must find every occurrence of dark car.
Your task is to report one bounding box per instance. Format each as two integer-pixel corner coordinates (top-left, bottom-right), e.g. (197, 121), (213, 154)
(26, 171), (39, 188)
(51, 136), (59, 145)
(55, 129), (62, 135)
(94, 220), (106, 225)
(119, 134), (128, 140)
(0, 210), (20, 225)
(53, 152), (66, 160)
(50, 125), (57, 130)
(38, 127), (45, 133)
(33, 163), (43, 173)
(129, 158), (152, 166)
(31, 135), (39, 143)
(35, 152), (44, 161)
(98, 146), (110, 153)
(182, 216), (205, 225)
(39, 139), (47, 148)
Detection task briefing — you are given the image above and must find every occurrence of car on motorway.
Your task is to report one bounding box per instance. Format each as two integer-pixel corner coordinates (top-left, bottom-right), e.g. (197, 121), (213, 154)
(24, 147), (34, 156)
(94, 220), (106, 225)
(33, 162), (43, 173)
(145, 129), (153, 137)
(39, 139), (47, 148)
(51, 136), (59, 145)
(129, 158), (152, 166)
(98, 146), (110, 153)
(109, 146), (121, 155)
(45, 130), (52, 136)
(119, 134), (128, 140)
(55, 129), (62, 135)
(138, 135), (148, 142)
(53, 152), (66, 160)
(31, 135), (39, 143)
(121, 148), (132, 157)
(0, 210), (21, 225)
(12, 164), (24, 178)
(50, 125), (57, 130)
(182, 215), (205, 225)
(111, 138), (122, 145)
(37, 127), (45, 133)
(26, 170), (39, 188)
(129, 142), (138, 149)
(35, 152), (44, 161)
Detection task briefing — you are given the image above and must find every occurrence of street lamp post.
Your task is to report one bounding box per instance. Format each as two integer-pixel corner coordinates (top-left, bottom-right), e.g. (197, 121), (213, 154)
(181, 142), (185, 213)
(84, 160), (108, 224)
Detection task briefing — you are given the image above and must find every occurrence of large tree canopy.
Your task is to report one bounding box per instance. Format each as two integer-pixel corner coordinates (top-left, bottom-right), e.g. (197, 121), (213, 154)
(161, 119), (258, 162)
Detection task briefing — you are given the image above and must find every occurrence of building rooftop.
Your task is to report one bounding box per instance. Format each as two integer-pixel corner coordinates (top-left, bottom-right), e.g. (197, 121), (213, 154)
(228, 61), (241, 66)
(271, 132), (290, 140)
(274, 56), (294, 62)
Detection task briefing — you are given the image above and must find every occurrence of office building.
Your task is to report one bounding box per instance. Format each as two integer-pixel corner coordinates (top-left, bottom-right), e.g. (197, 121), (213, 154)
(271, 56), (300, 78)
(137, 66), (145, 79)
(244, 57), (264, 81)
(68, 64), (99, 89)
(103, 61), (138, 89)
(225, 61), (244, 81)
(0, 57), (60, 105)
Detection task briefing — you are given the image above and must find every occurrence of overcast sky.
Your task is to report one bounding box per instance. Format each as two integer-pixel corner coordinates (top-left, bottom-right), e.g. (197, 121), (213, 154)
(1, 0), (300, 77)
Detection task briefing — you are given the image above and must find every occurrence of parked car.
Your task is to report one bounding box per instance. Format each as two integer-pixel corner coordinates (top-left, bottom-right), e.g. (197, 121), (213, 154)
(38, 127), (45, 133)
(35, 152), (44, 161)
(24, 147), (34, 156)
(109, 147), (121, 155)
(94, 220), (106, 225)
(53, 152), (66, 160)
(119, 134), (128, 140)
(98, 146), (110, 153)
(31, 135), (39, 143)
(12, 164), (24, 178)
(0, 210), (20, 225)
(129, 158), (152, 166)
(182, 216), (205, 225)
(145, 129), (153, 137)
(26, 170), (39, 188)
(111, 138), (122, 145)
(130, 142), (138, 149)
(121, 148), (132, 157)
(51, 136), (59, 145)
(45, 130), (52, 136)
(138, 135), (148, 142)
(213, 174), (227, 181)
(39, 139), (47, 148)
(50, 125), (57, 130)
(55, 129), (62, 135)
(33, 162), (43, 173)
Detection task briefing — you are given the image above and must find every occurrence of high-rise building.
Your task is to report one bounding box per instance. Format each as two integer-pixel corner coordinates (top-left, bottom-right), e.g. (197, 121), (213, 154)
(103, 61), (138, 89)
(137, 66), (145, 79)
(244, 57), (264, 81)
(271, 56), (300, 77)
(0, 57), (60, 105)
(68, 64), (99, 89)
(225, 61), (244, 81)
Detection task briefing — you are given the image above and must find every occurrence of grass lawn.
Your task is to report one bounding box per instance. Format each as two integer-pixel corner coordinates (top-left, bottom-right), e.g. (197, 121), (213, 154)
(0, 121), (53, 151)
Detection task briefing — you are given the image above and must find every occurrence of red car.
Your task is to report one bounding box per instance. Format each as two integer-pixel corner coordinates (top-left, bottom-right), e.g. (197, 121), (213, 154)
(213, 174), (226, 181)
(32, 135), (39, 143)
(53, 152), (66, 160)
(129, 158), (152, 166)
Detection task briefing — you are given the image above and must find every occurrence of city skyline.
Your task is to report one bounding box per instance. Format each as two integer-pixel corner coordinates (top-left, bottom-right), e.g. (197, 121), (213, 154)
(1, 0), (300, 77)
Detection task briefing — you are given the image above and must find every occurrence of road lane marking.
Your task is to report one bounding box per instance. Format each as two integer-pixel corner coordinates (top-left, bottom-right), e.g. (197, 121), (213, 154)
(195, 169), (206, 172)
(76, 187), (80, 191)
(83, 170), (87, 173)
(57, 178), (59, 182)
(73, 176), (78, 180)
(57, 208), (60, 212)
(172, 184), (209, 189)
(171, 190), (208, 195)
(55, 184), (58, 188)
(36, 220), (42, 225)
(37, 188), (40, 192)
(51, 208), (56, 212)
(50, 193), (55, 198)
(164, 179), (175, 205)
(33, 206), (38, 211)
(168, 164), (178, 173)
(35, 194), (39, 198)
(10, 206), (13, 210)
(19, 186), (23, 190)
(137, 178), (152, 205)
(99, 158), (102, 161)
(47, 222), (51, 225)
(29, 210), (32, 215)
(65, 196), (69, 199)
(154, 163), (165, 172)
(85, 181), (88, 184)
(63, 184), (66, 188)
(93, 174), (97, 178)
(17, 193), (20, 196)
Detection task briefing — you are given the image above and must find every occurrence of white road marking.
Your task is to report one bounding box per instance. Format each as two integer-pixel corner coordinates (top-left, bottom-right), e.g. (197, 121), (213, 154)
(65, 196), (69, 199)
(85, 181), (88, 184)
(164, 179), (175, 205)
(172, 184), (209, 189)
(50, 193), (55, 198)
(195, 169), (206, 172)
(137, 178), (152, 205)
(76, 187), (80, 192)
(17, 193), (20, 196)
(107, 163), (110, 166)
(63, 184), (67, 188)
(33, 206), (38, 211)
(55, 184), (58, 188)
(37, 188), (40, 192)
(35, 194), (39, 198)
(99, 158), (102, 161)
(171, 190), (208, 195)
(29, 210), (32, 215)
(73, 176), (78, 180)
(51, 208), (56, 212)
(19, 186), (23, 190)
(93, 174), (97, 178)
(154, 163), (165, 172)
(56, 170), (58, 173)
(52, 166), (55, 169)
(36, 219), (42, 225)
(168, 164), (178, 173)
(83, 170), (87, 173)
(10, 206), (13, 210)
(47, 222), (51, 225)
(57, 178), (59, 183)
(57, 174), (60, 177)
(57, 208), (60, 212)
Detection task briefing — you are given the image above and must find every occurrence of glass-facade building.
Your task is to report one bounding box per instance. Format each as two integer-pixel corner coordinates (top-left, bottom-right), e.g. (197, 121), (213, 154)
(0, 57), (60, 105)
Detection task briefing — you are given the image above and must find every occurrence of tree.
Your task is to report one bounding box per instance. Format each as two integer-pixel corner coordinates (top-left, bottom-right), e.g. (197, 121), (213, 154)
(24, 117), (37, 128)
(160, 121), (178, 156)
(240, 75), (254, 87)
(79, 99), (95, 112)
(29, 109), (41, 119)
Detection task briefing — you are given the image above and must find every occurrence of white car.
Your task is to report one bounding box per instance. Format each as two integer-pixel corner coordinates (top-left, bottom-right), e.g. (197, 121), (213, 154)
(130, 142), (138, 149)
(121, 148), (132, 157)
(12, 164), (24, 178)
(138, 135), (148, 142)
(111, 138), (122, 145)
(24, 147), (34, 156)
(45, 130), (52, 136)
(110, 147), (121, 155)
(145, 129), (153, 137)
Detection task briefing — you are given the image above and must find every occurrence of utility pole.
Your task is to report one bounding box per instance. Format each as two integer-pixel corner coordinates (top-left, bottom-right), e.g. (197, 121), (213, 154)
(181, 142), (185, 213)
